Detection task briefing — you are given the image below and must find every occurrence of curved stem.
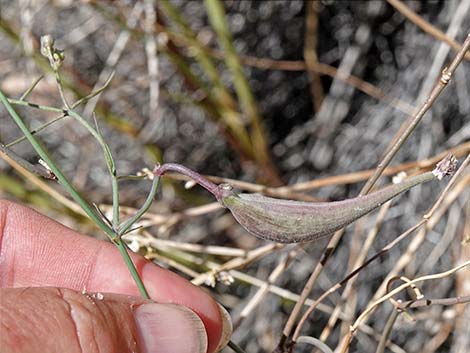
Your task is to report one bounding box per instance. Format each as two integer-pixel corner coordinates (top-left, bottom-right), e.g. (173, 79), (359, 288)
(154, 163), (223, 200)
(119, 176), (160, 235)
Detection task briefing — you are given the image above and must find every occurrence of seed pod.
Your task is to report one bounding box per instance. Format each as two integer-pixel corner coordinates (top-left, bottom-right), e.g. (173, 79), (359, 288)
(154, 155), (457, 243)
(220, 172), (433, 243)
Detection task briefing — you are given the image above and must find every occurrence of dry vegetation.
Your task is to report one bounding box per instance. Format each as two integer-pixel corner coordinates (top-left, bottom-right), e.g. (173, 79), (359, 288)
(1, 1), (469, 353)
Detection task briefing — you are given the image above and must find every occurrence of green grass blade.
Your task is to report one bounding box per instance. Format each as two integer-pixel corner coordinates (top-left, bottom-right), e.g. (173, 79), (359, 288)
(204, 0), (279, 184)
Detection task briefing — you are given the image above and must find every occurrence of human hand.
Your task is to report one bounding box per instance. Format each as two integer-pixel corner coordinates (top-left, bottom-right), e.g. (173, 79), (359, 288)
(0, 200), (232, 353)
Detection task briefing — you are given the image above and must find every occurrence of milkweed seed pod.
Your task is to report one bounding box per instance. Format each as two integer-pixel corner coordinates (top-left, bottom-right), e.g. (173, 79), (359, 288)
(154, 154), (457, 243)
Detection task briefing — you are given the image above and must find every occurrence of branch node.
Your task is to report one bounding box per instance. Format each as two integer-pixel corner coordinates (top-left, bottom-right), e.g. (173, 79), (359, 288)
(440, 68), (452, 84)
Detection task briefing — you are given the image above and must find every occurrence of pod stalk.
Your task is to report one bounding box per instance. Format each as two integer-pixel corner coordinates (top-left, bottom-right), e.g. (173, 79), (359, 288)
(153, 163), (230, 201)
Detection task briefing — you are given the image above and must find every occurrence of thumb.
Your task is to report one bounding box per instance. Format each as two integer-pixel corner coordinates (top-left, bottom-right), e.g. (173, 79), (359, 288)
(1, 287), (208, 353)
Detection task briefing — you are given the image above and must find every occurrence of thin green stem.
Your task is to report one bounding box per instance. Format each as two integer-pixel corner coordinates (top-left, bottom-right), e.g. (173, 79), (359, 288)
(1, 19), (138, 137)
(115, 239), (150, 299)
(112, 177), (120, 228)
(39, 37), (119, 215)
(204, 0), (277, 183)
(5, 115), (67, 148)
(20, 75), (44, 101)
(67, 110), (120, 229)
(53, 68), (71, 109)
(7, 98), (66, 113)
(0, 89), (113, 237)
(71, 71), (115, 109)
(1, 89), (149, 299)
(6, 73), (115, 148)
(117, 174), (147, 181)
(41, 37), (70, 110)
(119, 176), (160, 235)
(67, 110), (117, 176)
(92, 114), (120, 229)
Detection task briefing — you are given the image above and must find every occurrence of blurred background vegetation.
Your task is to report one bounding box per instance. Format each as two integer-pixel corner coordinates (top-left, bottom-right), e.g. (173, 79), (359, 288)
(1, 1), (469, 352)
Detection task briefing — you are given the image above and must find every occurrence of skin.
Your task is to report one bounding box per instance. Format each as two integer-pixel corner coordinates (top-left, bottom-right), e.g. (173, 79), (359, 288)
(0, 200), (229, 353)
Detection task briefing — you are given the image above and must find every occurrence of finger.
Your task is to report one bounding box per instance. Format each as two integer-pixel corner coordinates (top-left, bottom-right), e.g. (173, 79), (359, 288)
(0, 287), (207, 353)
(0, 200), (231, 353)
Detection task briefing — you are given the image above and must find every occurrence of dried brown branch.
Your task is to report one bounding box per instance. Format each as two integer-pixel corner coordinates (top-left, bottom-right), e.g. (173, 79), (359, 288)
(361, 34), (470, 195)
(396, 295), (470, 309)
(164, 143), (470, 197)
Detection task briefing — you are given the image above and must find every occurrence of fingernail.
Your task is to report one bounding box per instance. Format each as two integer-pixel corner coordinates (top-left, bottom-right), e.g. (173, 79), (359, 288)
(214, 303), (233, 352)
(135, 303), (208, 353)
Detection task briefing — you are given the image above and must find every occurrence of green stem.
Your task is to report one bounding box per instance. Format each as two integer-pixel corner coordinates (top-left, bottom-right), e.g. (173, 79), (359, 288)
(71, 72), (115, 109)
(119, 176), (160, 235)
(8, 98), (66, 113)
(53, 67), (71, 110)
(116, 239), (150, 299)
(5, 114), (67, 148)
(0, 89), (148, 298)
(112, 177), (120, 228)
(6, 72), (115, 148)
(20, 75), (44, 101)
(0, 89), (113, 237)
(67, 110), (116, 174)
(66, 109), (120, 227)
(159, 0), (239, 109)
(204, 0), (275, 181)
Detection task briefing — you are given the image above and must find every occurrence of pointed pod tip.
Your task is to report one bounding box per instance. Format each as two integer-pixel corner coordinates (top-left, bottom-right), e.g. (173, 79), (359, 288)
(432, 154), (458, 180)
